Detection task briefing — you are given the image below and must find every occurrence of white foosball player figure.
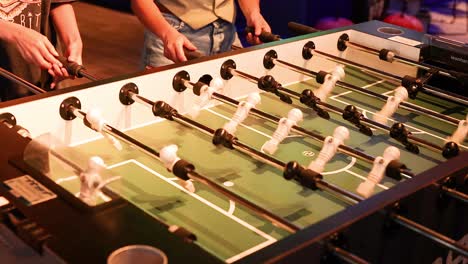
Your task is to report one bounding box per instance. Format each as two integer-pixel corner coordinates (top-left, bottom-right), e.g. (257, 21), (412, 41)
(261, 108), (303, 154)
(373, 86), (409, 125)
(86, 108), (122, 150)
(315, 65), (346, 102)
(79, 156), (106, 205)
(188, 77), (224, 118)
(356, 146), (401, 198)
(446, 114), (468, 146)
(307, 126), (350, 173)
(223, 93), (261, 134)
(160, 144), (195, 193)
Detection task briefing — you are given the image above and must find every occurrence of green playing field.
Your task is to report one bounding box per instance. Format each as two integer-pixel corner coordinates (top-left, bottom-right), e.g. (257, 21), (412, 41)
(37, 67), (467, 262)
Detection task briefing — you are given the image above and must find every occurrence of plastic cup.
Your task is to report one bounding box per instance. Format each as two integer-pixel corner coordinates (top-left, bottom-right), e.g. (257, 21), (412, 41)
(107, 245), (168, 264)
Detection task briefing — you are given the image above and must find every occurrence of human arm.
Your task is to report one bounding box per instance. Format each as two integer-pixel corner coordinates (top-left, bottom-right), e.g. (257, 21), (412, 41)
(131, 0), (196, 63)
(237, 0), (271, 45)
(50, 3), (83, 88)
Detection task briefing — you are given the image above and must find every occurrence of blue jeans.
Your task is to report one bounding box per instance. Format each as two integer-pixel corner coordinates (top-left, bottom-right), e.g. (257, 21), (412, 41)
(142, 13), (236, 68)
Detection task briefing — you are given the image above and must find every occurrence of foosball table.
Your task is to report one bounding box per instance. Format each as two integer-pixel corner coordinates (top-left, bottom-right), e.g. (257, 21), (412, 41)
(0, 21), (466, 263)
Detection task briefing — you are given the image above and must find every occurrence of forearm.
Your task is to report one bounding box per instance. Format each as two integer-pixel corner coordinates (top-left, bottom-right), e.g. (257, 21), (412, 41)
(0, 21), (21, 43)
(131, 0), (174, 39)
(50, 3), (82, 48)
(237, 0), (261, 19)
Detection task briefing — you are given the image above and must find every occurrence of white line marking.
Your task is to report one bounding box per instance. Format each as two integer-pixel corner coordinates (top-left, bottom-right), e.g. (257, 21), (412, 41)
(362, 79), (386, 89)
(382, 90), (395, 96)
(54, 160), (276, 249)
(205, 108), (273, 139)
(330, 91), (352, 99)
(322, 157), (357, 175)
(56, 175), (78, 184)
(115, 159), (276, 244)
(318, 157), (388, 190)
(329, 79), (384, 100)
(225, 239), (277, 263)
(346, 169), (389, 190)
(69, 119), (166, 147)
(56, 175), (112, 202)
(227, 200), (236, 215)
(70, 134), (105, 147)
(123, 118), (165, 131)
(98, 192), (111, 202)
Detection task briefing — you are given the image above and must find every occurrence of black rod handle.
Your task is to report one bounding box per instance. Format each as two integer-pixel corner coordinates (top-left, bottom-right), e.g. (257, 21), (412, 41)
(183, 48), (203, 60)
(288, 21), (321, 35)
(245, 26), (281, 42)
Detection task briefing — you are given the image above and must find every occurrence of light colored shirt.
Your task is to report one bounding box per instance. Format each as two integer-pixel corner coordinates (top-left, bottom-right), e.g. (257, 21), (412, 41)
(158, 0), (235, 30)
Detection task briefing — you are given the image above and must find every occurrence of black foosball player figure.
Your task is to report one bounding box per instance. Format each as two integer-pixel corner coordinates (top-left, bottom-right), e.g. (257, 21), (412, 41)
(0, 0), (82, 101)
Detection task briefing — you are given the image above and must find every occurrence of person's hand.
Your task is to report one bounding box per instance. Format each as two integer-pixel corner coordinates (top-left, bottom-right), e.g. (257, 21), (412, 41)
(50, 40), (83, 89)
(161, 27), (197, 63)
(8, 25), (70, 88)
(11, 25), (63, 71)
(246, 12), (271, 45)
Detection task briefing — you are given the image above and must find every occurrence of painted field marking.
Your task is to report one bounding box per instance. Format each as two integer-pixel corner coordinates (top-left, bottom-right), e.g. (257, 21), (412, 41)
(205, 108), (273, 139)
(225, 239), (277, 263)
(113, 159), (275, 238)
(346, 169), (389, 191)
(119, 159), (276, 261)
(69, 118), (166, 147)
(321, 157), (357, 175)
(53, 158), (274, 260)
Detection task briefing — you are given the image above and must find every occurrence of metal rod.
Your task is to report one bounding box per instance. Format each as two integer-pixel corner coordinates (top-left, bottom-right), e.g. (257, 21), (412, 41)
(130, 90), (286, 170)
(230, 68), (260, 83)
(339, 185), (468, 256)
(316, 181), (364, 204)
(273, 58), (460, 126)
(229, 67), (445, 155)
(185, 170), (300, 233)
(185, 81), (377, 165)
(129, 92), (365, 205)
(344, 40), (453, 78)
(70, 107), (163, 161)
(329, 244), (370, 264)
(71, 102), (299, 233)
(79, 70), (99, 82)
(440, 186), (468, 203)
(432, 182), (468, 203)
(129, 92), (215, 137)
(391, 213), (468, 257)
(308, 48), (468, 105)
(0, 67), (47, 94)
